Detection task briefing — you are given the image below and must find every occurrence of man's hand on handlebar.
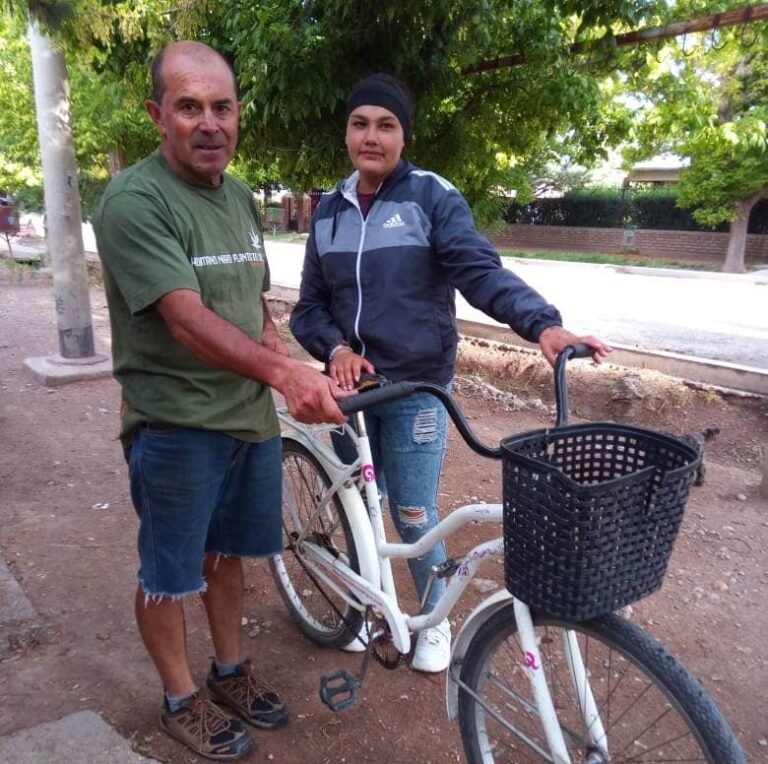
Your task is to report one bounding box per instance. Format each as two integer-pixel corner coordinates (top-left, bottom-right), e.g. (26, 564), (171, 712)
(279, 363), (351, 425)
(329, 347), (376, 391)
(538, 326), (613, 367)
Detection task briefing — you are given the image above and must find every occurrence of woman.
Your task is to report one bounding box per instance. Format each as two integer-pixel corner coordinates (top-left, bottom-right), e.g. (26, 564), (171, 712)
(290, 74), (611, 673)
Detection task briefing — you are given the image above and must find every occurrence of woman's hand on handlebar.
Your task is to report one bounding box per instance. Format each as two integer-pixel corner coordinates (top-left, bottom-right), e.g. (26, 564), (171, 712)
(538, 326), (613, 366)
(329, 347), (376, 391)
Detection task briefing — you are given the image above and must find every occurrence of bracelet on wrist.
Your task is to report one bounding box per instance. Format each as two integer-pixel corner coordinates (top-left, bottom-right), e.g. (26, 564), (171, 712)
(328, 343), (351, 362)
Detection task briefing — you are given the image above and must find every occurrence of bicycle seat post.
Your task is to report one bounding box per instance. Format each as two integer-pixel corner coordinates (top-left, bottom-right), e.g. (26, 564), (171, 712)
(352, 410), (368, 439)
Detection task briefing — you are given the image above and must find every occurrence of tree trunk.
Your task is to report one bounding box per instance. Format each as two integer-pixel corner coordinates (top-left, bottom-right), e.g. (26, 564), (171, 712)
(107, 149), (123, 177)
(28, 20), (95, 358)
(722, 190), (765, 274)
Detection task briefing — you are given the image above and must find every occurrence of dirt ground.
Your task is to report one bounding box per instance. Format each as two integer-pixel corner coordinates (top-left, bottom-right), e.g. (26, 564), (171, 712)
(1, 267), (767, 763)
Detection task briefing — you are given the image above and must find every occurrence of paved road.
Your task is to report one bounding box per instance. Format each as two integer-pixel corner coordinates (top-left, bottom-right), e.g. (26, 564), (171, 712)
(5, 236), (766, 389)
(265, 240), (768, 372)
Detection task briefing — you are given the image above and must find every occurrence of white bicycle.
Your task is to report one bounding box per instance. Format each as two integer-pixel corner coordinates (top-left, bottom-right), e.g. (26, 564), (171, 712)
(270, 345), (745, 763)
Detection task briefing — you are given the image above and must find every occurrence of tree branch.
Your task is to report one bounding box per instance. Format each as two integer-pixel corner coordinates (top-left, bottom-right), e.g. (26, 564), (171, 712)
(463, 3), (768, 75)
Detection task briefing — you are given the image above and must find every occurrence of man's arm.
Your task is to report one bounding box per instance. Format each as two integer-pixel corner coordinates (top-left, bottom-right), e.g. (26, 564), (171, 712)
(156, 289), (346, 424)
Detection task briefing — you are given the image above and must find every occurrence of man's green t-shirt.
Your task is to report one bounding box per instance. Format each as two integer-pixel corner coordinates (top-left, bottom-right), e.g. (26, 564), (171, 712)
(93, 152), (278, 444)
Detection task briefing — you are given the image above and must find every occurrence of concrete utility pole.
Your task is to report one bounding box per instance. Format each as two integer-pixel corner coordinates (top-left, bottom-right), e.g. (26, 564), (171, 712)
(25, 20), (110, 384)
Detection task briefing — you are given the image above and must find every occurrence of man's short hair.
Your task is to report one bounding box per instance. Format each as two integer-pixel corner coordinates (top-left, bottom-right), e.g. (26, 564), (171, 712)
(149, 42), (238, 104)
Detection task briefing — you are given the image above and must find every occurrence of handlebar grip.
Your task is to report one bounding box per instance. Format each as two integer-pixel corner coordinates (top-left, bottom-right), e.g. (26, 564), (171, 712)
(560, 342), (595, 361)
(554, 343), (595, 427)
(338, 381), (418, 415)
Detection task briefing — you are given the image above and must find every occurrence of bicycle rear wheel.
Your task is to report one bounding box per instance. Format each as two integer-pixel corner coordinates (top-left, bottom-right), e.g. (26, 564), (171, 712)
(269, 439), (363, 647)
(458, 605), (744, 763)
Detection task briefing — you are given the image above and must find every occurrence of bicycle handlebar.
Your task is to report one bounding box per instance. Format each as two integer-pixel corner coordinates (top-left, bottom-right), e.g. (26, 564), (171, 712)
(339, 379), (503, 459)
(337, 343), (595, 458)
(553, 343), (594, 427)
(337, 380), (419, 415)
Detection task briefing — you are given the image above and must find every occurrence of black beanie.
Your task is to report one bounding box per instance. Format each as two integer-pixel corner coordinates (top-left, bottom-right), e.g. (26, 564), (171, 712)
(345, 74), (412, 143)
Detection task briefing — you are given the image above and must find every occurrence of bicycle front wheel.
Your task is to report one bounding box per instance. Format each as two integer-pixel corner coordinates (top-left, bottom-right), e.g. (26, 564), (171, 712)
(269, 439), (363, 647)
(458, 605), (744, 763)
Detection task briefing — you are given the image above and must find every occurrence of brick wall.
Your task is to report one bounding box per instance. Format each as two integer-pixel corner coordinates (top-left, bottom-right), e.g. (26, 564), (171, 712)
(493, 224), (768, 265)
(281, 191), (323, 234)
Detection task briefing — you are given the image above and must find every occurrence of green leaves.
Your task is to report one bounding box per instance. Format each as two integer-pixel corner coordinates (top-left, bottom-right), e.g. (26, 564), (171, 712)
(617, 8), (768, 270)
(196, 0), (655, 207)
(0, 8), (159, 214)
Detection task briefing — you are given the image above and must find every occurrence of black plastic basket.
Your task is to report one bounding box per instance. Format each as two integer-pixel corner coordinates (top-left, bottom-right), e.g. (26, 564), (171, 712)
(502, 422), (700, 622)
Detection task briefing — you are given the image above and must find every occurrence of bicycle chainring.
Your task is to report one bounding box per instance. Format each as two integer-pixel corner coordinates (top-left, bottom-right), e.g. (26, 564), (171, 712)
(370, 617), (402, 669)
(289, 550), (403, 669)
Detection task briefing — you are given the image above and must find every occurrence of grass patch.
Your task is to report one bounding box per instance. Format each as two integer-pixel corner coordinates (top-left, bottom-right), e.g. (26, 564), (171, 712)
(264, 231), (308, 244)
(1, 254), (47, 284)
(497, 249), (718, 271)
(2, 254), (45, 270)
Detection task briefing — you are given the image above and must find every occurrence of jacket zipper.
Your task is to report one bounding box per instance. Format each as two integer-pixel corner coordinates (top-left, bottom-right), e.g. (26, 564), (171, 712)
(353, 211), (367, 357)
(342, 177), (384, 360)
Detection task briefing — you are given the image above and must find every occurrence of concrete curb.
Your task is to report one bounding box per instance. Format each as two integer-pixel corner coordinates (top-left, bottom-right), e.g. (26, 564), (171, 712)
(456, 318), (768, 397)
(502, 255), (768, 285)
(23, 353), (114, 387)
(0, 558), (45, 660)
(0, 711), (158, 763)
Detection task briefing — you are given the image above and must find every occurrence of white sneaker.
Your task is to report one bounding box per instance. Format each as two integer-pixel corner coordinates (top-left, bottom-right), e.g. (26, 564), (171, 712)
(411, 619), (451, 673)
(340, 620), (371, 653)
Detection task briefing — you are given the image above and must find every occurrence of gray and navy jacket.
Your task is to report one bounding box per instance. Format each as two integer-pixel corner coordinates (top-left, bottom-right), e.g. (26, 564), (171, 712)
(290, 161), (562, 385)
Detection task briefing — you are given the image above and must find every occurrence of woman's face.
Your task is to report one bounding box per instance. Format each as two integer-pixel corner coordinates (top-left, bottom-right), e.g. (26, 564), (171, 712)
(345, 105), (405, 193)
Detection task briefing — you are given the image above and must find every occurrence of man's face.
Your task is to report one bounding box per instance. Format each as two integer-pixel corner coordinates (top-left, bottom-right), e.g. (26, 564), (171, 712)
(146, 54), (240, 187)
(345, 105), (405, 193)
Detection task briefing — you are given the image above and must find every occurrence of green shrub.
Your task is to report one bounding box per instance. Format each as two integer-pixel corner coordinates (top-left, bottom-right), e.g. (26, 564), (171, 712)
(506, 187), (768, 232)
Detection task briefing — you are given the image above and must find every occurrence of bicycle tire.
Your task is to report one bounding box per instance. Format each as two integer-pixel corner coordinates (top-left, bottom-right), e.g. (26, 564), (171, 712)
(458, 604), (745, 763)
(269, 439), (363, 647)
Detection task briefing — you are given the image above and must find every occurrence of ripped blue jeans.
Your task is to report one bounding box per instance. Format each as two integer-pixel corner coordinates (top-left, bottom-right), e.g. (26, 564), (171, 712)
(333, 388), (449, 613)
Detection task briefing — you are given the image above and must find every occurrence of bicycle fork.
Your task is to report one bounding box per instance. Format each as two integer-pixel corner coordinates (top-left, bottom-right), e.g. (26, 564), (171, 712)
(514, 600), (572, 763)
(450, 597), (609, 763)
(515, 601), (609, 762)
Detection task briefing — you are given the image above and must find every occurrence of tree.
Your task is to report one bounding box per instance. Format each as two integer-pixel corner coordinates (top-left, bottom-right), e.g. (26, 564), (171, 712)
(0, 6), (164, 216)
(622, 5), (768, 272)
(190, 0), (664, 219)
(0, 0), (157, 363)
(28, 12), (98, 359)
(0, 14), (42, 206)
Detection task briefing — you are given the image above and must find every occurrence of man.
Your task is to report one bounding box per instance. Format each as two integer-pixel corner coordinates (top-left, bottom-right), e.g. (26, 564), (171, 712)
(94, 41), (346, 761)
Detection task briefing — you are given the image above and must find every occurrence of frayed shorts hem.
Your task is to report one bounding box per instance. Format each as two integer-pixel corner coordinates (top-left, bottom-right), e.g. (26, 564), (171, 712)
(138, 579), (208, 603)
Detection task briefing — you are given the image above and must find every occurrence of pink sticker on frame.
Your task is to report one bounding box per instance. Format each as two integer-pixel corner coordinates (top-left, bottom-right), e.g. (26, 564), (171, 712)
(524, 651), (539, 670)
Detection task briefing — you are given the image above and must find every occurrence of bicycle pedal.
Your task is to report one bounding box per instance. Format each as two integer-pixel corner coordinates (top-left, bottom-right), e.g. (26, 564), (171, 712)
(319, 669), (359, 712)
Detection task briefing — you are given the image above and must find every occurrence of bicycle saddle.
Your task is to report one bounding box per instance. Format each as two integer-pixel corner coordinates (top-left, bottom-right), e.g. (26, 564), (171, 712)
(355, 373), (389, 392)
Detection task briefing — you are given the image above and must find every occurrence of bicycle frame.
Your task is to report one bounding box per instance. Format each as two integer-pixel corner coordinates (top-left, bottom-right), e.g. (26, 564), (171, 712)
(276, 405), (608, 762)
(277, 409), (508, 649)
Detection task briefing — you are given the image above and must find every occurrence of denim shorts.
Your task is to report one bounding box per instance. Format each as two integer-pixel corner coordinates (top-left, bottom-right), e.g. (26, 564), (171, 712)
(124, 426), (282, 598)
